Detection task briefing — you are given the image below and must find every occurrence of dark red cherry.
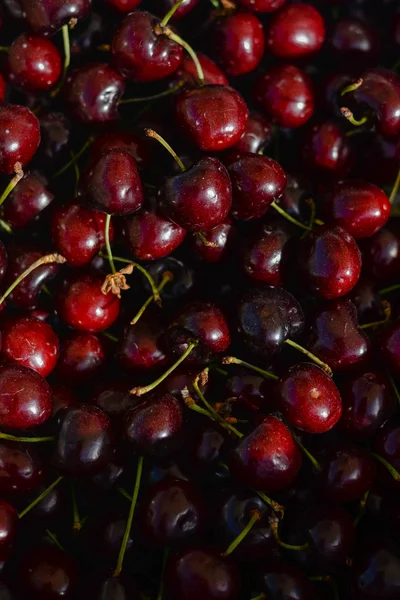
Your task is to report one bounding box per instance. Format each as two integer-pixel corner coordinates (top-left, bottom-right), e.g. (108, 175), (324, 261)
(308, 300), (371, 371)
(65, 64), (125, 123)
(83, 510), (136, 562)
(160, 157), (231, 232)
(3, 171), (54, 230)
(39, 112), (70, 163)
(349, 277), (385, 327)
(56, 331), (106, 385)
(254, 65), (315, 129)
(361, 225), (400, 282)
(118, 310), (167, 372)
(123, 393), (184, 458)
(82, 149), (143, 215)
(339, 370), (395, 438)
(231, 111), (273, 156)
(56, 270), (120, 332)
(0, 74), (5, 103)
(161, 366), (209, 402)
(237, 0), (286, 12)
(358, 132), (400, 187)
(0, 105), (40, 174)
(298, 225), (361, 299)
(161, 0), (199, 19)
(0, 442), (43, 494)
(258, 561), (316, 600)
(379, 320), (400, 376)
(81, 572), (140, 600)
(225, 371), (271, 412)
(111, 11), (183, 82)
(212, 12), (264, 76)
(352, 68), (400, 137)
(20, 0), (91, 34)
(324, 179), (391, 239)
(140, 478), (206, 547)
(228, 154), (286, 221)
(228, 416), (302, 491)
(0, 499), (17, 561)
(175, 53), (228, 87)
(19, 544), (78, 600)
(266, 3), (325, 58)
(242, 218), (293, 286)
(0, 243), (7, 288)
(277, 363), (342, 434)
(53, 405), (114, 476)
(7, 33), (61, 92)
(301, 120), (354, 178)
(165, 546), (241, 600)
(145, 257), (195, 303)
(105, 0), (141, 12)
(237, 286), (304, 358)
(90, 381), (133, 420)
(174, 85), (248, 151)
(20, 477), (65, 523)
(351, 538), (400, 600)
(51, 384), (79, 418)
(191, 218), (235, 263)
(89, 130), (150, 170)
(328, 18), (379, 67)
(1, 316), (59, 378)
(0, 363), (52, 430)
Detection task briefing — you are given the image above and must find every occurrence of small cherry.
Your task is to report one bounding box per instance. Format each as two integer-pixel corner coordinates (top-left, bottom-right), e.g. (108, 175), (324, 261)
(350, 277), (386, 327)
(56, 331), (106, 385)
(361, 225), (400, 282)
(3, 171), (54, 231)
(328, 18), (380, 67)
(0, 442), (44, 494)
(266, 3), (325, 59)
(90, 380), (133, 421)
(351, 538), (400, 599)
(7, 33), (62, 92)
(258, 561), (316, 600)
(105, 0), (142, 12)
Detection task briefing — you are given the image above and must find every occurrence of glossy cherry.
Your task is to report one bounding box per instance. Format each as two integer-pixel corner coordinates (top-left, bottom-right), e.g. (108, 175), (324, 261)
(361, 225), (400, 282)
(118, 312), (167, 372)
(105, 0), (142, 12)
(352, 68), (400, 137)
(258, 561), (316, 600)
(19, 544), (78, 600)
(301, 120), (354, 178)
(231, 111), (273, 156)
(0, 499), (17, 561)
(175, 53), (228, 87)
(90, 380), (133, 420)
(89, 130), (150, 170)
(161, 0), (199, 19)
(7, 33), (61, 92)
(350, 277), (385, 326)
(266, 3), (325, 59)
(0, 442), (44, 494)
(0, 105), (40, 174)
(20, 0), (91, 34)
(56, 331), (106, 385)
(237, 0), (286, 11)
(4, 171), (54, 230)
(191, 218), (235, 263)
(379, 320), (400, 376)
(328, 18), (379, 67)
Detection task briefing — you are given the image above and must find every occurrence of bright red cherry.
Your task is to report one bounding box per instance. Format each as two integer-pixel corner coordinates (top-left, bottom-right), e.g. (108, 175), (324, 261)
(0, 105), (40, 174)
(118, 311), (167, 372)
(89, 130), (150, 170)
(352, 68), (400, 137)
(162, 0), (199, 19)
(105, 0), (141, 12)
(20, 0), (91, 34)
(231, 111), (273, 156)
(191, 218), (235, 263)
(3, 171), (54, 230)
(266, 3), (325, 59)
(7, 33), (61, 92)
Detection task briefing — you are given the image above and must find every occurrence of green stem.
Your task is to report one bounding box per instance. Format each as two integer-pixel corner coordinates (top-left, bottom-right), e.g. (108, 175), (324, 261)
(0, 219), (12, 234)
(53, 137), (94, 179)
(271, 201), (311, 231)
(291, 430), (322, 473)
(50, 24), (71, 97)
(341, 107), (368, 127)
(46, 529), (64, 551)
(104, 214), (116, 274)
(222, 356), (279, 381)
(119, 81), (184, 104)
(353, 489), (370, 527)
(71, 484), (82, 532)
(130, 271), (172, 325)
(389, 168), (400, 204)
(145, 129), (185, 172)
(156, 549), (169, 600)
(223, 510), (261, 556)
(102, 331), (119, 343)
(0, 163), (24, 208)
(113, 456), (143, 577)
(160, 0), (186, 26)
(380, 284), (400, 295)
(249, 595), (265, 600)
(340, 78), (363, 96)
(370, 452), (400, 480)
(270, 519), (309, 551)
(19, 477), (63, 519)
(0, 47), (9, 52)
(161, 28), (204, 85)
(256, 492), (285, 518)
(284, 339), (333, 376)
(0, 433), (54, 443)
(118, 487), (132, 502)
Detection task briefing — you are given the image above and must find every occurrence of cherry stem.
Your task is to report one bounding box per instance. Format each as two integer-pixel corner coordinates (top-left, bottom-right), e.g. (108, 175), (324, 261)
(183, 386), (243, 435)
(145, 128), (185, 172)
(222, 356), (279, 381)
(18, 476), (63, 519)
(301, 197), (317, 239)
(160, 0), (186, 26)
(70, 150), (80, 193)
(340, 107), (368, 127)
(284, 339), (333, 376)
(340, 78), (363, 96)
(46, 529), (64, 551)
(156, 549), (169, 600)
(130, 341), (199, 396)
(353, 489), (370, 527)
(256, 492), (285, 519)
(104, 214), (116, 274)
(195, 232), (219, 248)
(0, 219), (12, 235)
(119, 80), (184, 105)
(71, 483), (82, 532)
(223, 510), (261, 556)
(100, 253), (160, 305)
(131, 271), (173, 325)
(270, 518), (309, 551)
(102, 331), (119, 343)
(0, 163), (24, 208)
(118, 487), (132, 502)
(113, 455), (143, 577)
(290, 429), (322, 473)
(0, 432), (54, 443)
(249, 595), (265, 600)
(53, 137), (94, 179)
(370, 451), (400, 480)
(380, 283), (400, 295)
(0, 252), (66, 306)
(0, 47), (9, 52)
(162, 28), (204, 85)
(50, 24), (71, 97)
(270, 202), (311, 231)
(389, 168), (400, 204)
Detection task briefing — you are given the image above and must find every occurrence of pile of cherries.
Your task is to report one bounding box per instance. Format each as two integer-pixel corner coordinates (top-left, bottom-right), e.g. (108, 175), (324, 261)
(0, 0), (400, 598)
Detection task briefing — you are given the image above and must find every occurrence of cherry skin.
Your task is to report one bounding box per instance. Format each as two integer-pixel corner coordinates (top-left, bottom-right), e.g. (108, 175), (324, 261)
(324, 180), (391, 239)
(351, 538), (400, 599)
(139, 478), (206, 547)
(0, 442), (43, 494)
(254, 65), (315, 129)
(65, 64), (125, 123)
(266, 3), (325, 59)
(89, 380), (132, 421)
(56, 270), (120, 333)
(0, 105), (40, 174)
(379, 320), (400, 376)
(118, 312), (167, 372)
(258, 561), (316, 600)
(328, 18), (380, 67)
(4, 171), (54, 231)
(0, 499), (17, 561)
(308, 300), (371, 371)
(1, 316), (59, 378)
(105, 0), (141, 12)
(145, 257), (195, 303)
(7, 33), (61, 92)
(298, 225), (361, 299)
(339, 370), (395, 438)
(0, 74), (5, 103)
(123, 393), (184, 458)
(53, 404), (114, 476)
(164, 546), (241, 600)
(161, 0), (199, 19)
(0, 363), (52, 430)
(301, 120), (354, 178)
(20, 0), (91, 34)
(39, 112), (70, 164)
(81, 572), (140, 600)
(353, 68), (400, 137)
(191, 218), (235, 263)
(225, 371), (271, 412)
(160, 157), (231, 232)
(228, 415), (302, 492)
(175, 53), (228, 87)
(212, 12), (264, 76)
(361, 225), (400, 282)
(237, 0), (286, 12)
(111, 11), (183, 82)
(350, 277), (385, 327)
(19, 544), (78, 600)
(277, 363), (342, 434)
(227, 154), (287, 221)
(0, 242), (7, 287)
(174, 85), (248, 151)
(56, 331), (106, 385)
(89, 130), (150, 170)
(231, 111), (273, 156)
(81, 148), (143, 216)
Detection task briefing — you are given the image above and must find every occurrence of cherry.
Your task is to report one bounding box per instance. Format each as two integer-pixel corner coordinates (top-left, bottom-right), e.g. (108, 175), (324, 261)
(1, 316), (59, 378)
(351, 538), (400, 599)
(185, 424), (226, 477)
(111, 11), (183, 82)
(301, 120), (354, 178)
(53, 404), (114, 476)
(379, 320), (400, 376)
(7, 33), (61, 92)
(258, 561), (316, 600)
(237, 0), (286, 12)
(164, 546), (241, 600)
(339, 370), (395, 438)
(298, 225), (361, 299)
(20, 478), (65, 523)
(0, 442), (43, 494)
(0, 105), (40, 174)
(174, 85), (248, 151)
(123, 393), (184, 458)
(328, 18), (380, 67)
(65, 63), (125, 123)
(225, 370), (271, 412)
(81, 148), (143, 215)
(231, 111), (273, 156)
(56, 270), (120, 332)
(83, 510), (136, 562)
(212, 12), (264, 76)
(51, 384), (79, 419)
(56, 331), (106, 385)
(175, 53), (228, 87)
(140, 478), (206, 547)
(277, 363), (342, 434)
(144, 257), (194, 303)
(324, 179), (391, 239)
(3, 171), (54, 230)
(118, 312), (167, 372)
(20, 0), (91, 34)
(89, 130), (150, 170)
(191, 218), (235, 263)
(228, 153), (287, 221)
(0, 242), (7, 288)
(361, 225), (400, 282)
(161, 366), (209, 402)
(19, 544), (78, 600)
(266, 3), (325, 59)
(308, 300), (372, 371)
(350, 277), (385, 326)
(254, 65), (315, 129)
(161, 0), (200, 19)
(228, 415), (302, 492)
(105, 0), (142, 12)
(80, 572), (140, 600)
(0, 499), (17, 560)
(39, 112), (70, 164)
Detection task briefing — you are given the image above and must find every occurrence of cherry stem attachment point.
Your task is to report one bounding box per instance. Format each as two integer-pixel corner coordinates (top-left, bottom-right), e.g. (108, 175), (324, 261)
(145, 128), (185, 172)
(270, 518), (309, 551)
(0, 432), (54, 443)
(256, 492), (285, 519)
(389, 168), (400, 204)
(340, 78), (363, 96)
(195, 232), (219, 248)
(119, 80), (184, 105)
(113, 455), (143, 577)
(370, 451), (400, 480)
(223, 510), (261, 556)
(161, 27), (204, 86)
(131, 271), (173, 325)
(284, 339), (333, 376)
(104, 214), (116, 274)
(0, 162), (24, 208)
(53, 137), (94, 179)
(222, 356), (279, 381)
(18, 476), (63, 519)
(270, 201), (311, 231)
(340, 107), (368, 127)
(290, 429), (322, 473)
